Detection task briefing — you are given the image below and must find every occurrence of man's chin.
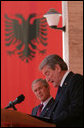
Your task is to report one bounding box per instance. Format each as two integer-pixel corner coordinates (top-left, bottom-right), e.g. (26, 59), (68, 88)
(39, 97), (44, 101)
(53, 83), (57, 87)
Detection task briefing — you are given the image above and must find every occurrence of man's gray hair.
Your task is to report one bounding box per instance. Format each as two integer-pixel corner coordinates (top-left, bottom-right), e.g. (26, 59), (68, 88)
(39, 54), (68, 70)
(32, 78), (49, 89)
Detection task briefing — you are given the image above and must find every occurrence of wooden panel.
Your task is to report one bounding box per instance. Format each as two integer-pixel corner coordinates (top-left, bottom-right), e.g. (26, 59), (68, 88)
(1, 108), (56, 127)
(68, 1), (83, 74)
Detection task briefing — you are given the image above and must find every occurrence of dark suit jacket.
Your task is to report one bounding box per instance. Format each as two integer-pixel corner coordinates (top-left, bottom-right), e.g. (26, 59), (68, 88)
(31, 97), (55, 118)
(47, 72), (83, 127)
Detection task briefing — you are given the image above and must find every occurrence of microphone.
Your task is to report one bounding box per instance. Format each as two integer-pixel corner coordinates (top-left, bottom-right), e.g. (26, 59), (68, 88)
(5, 94), (25, 109)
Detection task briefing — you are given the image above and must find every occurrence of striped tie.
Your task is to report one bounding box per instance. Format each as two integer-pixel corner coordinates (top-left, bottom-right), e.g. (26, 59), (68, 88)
(37, 104), (43, 116)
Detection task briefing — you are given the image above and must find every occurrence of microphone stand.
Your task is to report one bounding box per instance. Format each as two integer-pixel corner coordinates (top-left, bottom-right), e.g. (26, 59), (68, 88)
(5, 101), (17, 110)
(12, 104), (17, 110)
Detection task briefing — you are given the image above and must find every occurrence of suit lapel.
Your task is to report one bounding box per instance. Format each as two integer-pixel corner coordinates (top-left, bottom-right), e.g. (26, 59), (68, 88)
(40, 98), (55, 117)
(35, 105), (40, 115)
(62, 71), (74, 88)
(55, 86), (65, 106)
(55, 72), (74, 105)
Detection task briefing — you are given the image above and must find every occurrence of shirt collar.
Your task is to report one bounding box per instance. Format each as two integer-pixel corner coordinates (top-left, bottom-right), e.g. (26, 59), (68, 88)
(41, 96), (52, 108)
(60, 71), (69, 87)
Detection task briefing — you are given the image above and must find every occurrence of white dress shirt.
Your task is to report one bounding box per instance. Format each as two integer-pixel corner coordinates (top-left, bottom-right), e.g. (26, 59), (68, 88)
(60, 71), (69, 87)
(41, 96), (52, 111)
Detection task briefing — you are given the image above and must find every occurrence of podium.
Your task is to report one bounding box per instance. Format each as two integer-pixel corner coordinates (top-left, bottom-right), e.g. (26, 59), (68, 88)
(1, 108), (56, 127)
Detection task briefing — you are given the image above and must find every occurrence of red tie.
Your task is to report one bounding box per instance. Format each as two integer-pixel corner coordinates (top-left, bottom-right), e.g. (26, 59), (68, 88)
(37, 104), (43, 116)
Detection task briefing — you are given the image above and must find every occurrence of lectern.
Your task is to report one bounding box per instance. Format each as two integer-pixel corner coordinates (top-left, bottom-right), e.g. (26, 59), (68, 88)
(1, 108), (56, 127)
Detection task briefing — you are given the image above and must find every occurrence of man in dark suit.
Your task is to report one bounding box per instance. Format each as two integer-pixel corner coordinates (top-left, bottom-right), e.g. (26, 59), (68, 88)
(31, 78), (55, 118)
(39, 54), (83, 127)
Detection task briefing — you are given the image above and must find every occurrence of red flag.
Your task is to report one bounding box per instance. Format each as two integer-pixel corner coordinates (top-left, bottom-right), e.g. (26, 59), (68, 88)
(1, 1), (63, 114)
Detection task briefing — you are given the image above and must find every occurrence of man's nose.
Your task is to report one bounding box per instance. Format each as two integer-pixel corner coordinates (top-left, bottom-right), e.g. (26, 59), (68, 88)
(37, 90), (41, 95)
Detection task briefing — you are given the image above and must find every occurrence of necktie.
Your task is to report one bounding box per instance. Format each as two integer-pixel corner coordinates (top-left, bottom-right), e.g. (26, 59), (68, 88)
(56, 86), (62, 100)
(37, 104), (43, 116)
(57, 86), (62, 95)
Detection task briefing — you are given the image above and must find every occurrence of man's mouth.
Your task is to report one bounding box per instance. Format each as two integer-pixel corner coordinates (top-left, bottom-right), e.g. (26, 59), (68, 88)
(51, 81), (56, 87)
(38, 95), (43, 98)
(51, 81), (54, 84)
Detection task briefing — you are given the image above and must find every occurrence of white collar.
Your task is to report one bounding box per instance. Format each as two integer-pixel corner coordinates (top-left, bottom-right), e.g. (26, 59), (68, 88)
(41, 96), (52, 110)
(60, 71), (69, 87)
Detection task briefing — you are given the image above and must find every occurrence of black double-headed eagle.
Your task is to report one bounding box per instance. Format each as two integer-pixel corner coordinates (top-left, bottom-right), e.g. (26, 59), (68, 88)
(4, 13), (48, 62)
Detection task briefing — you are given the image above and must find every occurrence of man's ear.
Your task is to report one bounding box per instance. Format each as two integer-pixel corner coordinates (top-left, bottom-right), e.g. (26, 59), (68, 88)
(55, 64), (61, 72)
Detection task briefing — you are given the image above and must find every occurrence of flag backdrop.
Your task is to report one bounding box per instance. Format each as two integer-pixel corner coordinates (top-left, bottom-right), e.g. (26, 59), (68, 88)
(1, 1), (63, 114)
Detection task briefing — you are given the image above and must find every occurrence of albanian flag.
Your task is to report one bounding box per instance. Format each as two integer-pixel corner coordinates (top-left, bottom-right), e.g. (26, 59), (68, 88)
(1, 1), (63, 114)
